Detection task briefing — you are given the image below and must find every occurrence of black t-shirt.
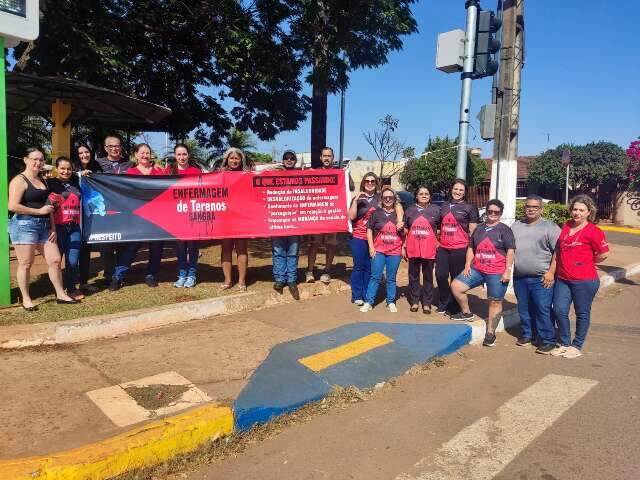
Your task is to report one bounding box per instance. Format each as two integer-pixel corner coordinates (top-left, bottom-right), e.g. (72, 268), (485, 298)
(439, 201), (479, 249)
(404, 203), (440, 231)
(368, 208), (403, 255)
(470, 222), (516, 274)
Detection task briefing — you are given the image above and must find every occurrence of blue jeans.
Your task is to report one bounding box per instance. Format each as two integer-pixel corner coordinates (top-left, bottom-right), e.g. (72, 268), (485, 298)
(553, 278), (600, 349)
(365, 253), (402, 305)
(272, 236), (299, 283)
(176, 241), (199, 278)
(513, 275), (555, 345)
(349, 237), (371, 303)
(113, 242), (164, 280)
(56, 224), (82, 292)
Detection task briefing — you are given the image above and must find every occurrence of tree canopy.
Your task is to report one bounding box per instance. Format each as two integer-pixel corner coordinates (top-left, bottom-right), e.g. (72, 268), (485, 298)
(528, 142), (629, 193)
(12, 0), (309, 147)
(400, 136), (488, 194)
(626, 139), (640, 190)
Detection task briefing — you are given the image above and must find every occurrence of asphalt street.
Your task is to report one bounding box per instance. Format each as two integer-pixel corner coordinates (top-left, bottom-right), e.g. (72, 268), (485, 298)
(185, 276), (640, 480)
(604, 229), (640, 248)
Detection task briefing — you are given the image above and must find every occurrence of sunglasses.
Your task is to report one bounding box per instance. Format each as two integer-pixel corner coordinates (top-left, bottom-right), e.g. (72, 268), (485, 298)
(382, 196), (395, 200)
(487, 209), (501, 215)
(364, 179), (376, 184)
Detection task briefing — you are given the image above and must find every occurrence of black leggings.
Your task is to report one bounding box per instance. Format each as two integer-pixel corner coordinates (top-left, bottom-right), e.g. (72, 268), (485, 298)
(407, 258), (435, 307)
(435, 247), (467, 313)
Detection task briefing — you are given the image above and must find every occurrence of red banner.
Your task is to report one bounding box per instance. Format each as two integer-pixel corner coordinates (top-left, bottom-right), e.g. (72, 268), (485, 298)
(82, 169), (351, 242)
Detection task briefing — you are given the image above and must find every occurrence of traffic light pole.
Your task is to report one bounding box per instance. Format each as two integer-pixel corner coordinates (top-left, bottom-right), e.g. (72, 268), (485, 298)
(456, 0), (480, 180)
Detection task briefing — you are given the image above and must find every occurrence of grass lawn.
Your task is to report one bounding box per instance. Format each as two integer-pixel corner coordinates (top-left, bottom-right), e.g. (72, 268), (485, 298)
(1, 237), (353, 327)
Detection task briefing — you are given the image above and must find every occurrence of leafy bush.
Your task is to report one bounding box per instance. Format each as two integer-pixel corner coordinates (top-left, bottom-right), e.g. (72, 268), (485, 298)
(515, 199), (570, 227)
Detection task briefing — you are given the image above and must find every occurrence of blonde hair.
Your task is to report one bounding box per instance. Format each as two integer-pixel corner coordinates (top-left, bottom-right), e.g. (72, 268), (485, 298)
(569, 194), (597, 223)
(221, 147), (252, 171)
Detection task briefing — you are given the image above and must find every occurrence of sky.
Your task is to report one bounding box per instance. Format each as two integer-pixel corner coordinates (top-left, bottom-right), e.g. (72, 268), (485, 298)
(246, 0), (640, 161)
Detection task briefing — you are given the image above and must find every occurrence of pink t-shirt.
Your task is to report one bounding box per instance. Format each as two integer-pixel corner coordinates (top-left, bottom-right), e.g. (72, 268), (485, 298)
(368, 208), (403, 256)
(351, 194), (379, 240)
(439, 201), (479, 249)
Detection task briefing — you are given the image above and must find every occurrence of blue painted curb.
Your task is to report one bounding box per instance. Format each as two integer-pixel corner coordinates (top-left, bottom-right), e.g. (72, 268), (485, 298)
(233, 322), (471, 431)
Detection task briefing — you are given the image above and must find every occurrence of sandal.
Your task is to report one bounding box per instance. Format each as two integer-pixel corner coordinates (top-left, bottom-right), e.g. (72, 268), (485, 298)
(219, 284), (232, 291)
(70, 290), (86, 300)
(237, 284), (248, 292)
(409, 305), (419, 313)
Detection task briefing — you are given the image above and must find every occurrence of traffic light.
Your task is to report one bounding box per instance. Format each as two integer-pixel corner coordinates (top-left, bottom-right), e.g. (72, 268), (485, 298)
(473, 10), (501, 79)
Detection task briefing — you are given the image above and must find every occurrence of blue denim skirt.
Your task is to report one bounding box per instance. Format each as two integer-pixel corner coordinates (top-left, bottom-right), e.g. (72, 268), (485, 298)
(8, 214), (51, 244)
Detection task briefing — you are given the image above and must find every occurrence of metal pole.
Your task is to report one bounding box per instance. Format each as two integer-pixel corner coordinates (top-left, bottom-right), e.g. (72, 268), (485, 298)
(0, 36), (10, 305)
(565, 164), (570, 205)
(338, 87), (345, 167)
(456, 0), (479, 180)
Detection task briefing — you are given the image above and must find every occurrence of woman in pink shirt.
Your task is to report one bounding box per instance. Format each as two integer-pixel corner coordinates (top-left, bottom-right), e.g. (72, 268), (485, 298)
(169, 143), (202, 288)
(110, 143), (167, 290)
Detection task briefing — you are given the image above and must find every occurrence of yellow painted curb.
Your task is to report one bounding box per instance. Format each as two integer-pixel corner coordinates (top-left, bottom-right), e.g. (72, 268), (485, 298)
(599, 225), (640, 234)
(0, 404), (234, 480)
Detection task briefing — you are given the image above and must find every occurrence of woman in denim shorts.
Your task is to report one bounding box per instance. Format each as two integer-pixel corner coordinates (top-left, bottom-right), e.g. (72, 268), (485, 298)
(451, 199), (516, 347)
(8, 147), (79, 310)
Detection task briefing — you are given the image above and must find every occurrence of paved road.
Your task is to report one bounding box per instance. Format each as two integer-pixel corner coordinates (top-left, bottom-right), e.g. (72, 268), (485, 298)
(604, 229), (640, 248)
(186, 276), (640, 480)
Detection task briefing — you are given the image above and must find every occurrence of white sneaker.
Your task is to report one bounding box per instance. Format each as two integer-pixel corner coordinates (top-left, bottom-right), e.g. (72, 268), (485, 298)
(354, 300), (364, 306)
(359, 303), (373, 313)
(550, 346), (568, 357)
(388, 303), (398, 313)
(562, 346), (583, 359)
(305, 271), (315, 283)
(320, 272), (331, 284)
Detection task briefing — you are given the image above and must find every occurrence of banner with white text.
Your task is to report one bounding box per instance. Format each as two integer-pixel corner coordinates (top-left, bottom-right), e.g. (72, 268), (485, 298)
(81, 169), (351, 243)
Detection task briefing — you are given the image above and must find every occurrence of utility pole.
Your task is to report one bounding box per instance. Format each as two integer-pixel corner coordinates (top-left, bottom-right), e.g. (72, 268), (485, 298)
(338, 87), (346, 167)
(490, 0), (524, 224)
(455, 0), (480, 180)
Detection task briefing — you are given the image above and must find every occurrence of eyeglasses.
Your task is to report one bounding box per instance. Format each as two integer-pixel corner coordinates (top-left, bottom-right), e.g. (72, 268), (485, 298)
(105, 145), (121, 149)
(524, 205), (541, 210)
(382, 196), (395, 200)
(487, 209), (501, 215)
(364, 179), (376, 184)
(284, 156), (296, 160)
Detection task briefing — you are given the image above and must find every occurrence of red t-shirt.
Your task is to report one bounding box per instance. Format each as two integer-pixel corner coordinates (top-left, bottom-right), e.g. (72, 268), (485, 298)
(176, 165), (202, 176)
(439, 201), (479, 249)
(471, 223), (516, 275)
(404, 204), (440, 259)
(557, 222), (609, 281)
(48, 178), (81, 225)
(351, 193), (379, 240)
(126, 166), (169, 176)
(368, 208), (403, 255)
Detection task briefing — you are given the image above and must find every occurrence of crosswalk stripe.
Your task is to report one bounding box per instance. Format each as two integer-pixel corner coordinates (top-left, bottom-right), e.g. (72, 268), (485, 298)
(396, 374), (598, 480)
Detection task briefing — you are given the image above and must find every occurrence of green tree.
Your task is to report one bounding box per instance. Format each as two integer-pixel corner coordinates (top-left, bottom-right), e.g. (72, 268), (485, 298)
(268, 0), (417, 166)
(528, 142), (629, 193)
(400, 137), (488, 194)
(12, 0), (309, 148)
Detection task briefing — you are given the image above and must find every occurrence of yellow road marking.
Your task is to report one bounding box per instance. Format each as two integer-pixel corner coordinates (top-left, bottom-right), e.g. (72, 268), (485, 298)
(299, 332), (394, 372)
(599, 225), (640, 234)
(0, 403), (233, 480)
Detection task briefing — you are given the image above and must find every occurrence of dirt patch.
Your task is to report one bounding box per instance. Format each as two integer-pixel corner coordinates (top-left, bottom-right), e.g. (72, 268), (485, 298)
(172, 294), (198, 303)
(124, 384), (191, 410)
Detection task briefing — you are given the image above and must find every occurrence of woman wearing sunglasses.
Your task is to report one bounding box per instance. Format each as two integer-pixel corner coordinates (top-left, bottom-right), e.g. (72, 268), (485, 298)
(451, 199), (516, 347)
(360, 187), (405, 313)
(403, 186), (440, 314)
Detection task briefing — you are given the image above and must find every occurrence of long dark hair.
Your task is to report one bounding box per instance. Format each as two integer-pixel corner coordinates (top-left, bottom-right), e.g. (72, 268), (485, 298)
(72, 143), (102, 172)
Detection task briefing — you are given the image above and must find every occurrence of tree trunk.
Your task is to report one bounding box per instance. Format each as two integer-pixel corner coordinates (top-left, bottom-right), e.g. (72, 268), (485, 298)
(310, 0), (330, 169)
(310, 76), (327, 168)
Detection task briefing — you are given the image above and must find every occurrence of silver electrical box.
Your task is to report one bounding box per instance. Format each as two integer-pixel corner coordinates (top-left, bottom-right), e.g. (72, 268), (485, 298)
(477, 104), (497, 140)
(436, 29), (465, 73)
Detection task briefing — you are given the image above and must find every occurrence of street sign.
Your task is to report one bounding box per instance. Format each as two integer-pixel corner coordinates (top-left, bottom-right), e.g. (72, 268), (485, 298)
(0, 0), (39, 47)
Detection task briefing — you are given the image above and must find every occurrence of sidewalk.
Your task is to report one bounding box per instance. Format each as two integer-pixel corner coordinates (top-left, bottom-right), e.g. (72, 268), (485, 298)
(0, 242), (637, 479)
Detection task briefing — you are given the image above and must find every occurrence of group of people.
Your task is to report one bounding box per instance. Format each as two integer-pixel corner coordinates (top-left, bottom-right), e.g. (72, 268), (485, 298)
(349, 176), (609, 356)
(7, 139), (342, 307)
(8, 138), (609, 357)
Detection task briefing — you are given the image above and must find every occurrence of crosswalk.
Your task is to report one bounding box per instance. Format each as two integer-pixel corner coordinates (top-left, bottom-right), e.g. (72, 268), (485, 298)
(395, 374), (598, 480)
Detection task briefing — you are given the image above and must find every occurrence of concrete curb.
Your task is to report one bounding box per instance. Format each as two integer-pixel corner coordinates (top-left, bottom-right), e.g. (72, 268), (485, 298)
(0, 404), (233, 480)
(468, 262), (640, 345)
(0, 280), (350, 349)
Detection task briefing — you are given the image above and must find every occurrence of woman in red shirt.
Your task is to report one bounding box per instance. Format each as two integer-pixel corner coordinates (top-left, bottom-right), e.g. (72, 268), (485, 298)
(551, 194), (609, 359)
(436, 179), (479, 316)
(360, 187), (405, 313)
(218, 148), (253, 291)
(169, 143), (202, 288)
(110, 143), (167, 290)
(403, 186), (441, 314)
